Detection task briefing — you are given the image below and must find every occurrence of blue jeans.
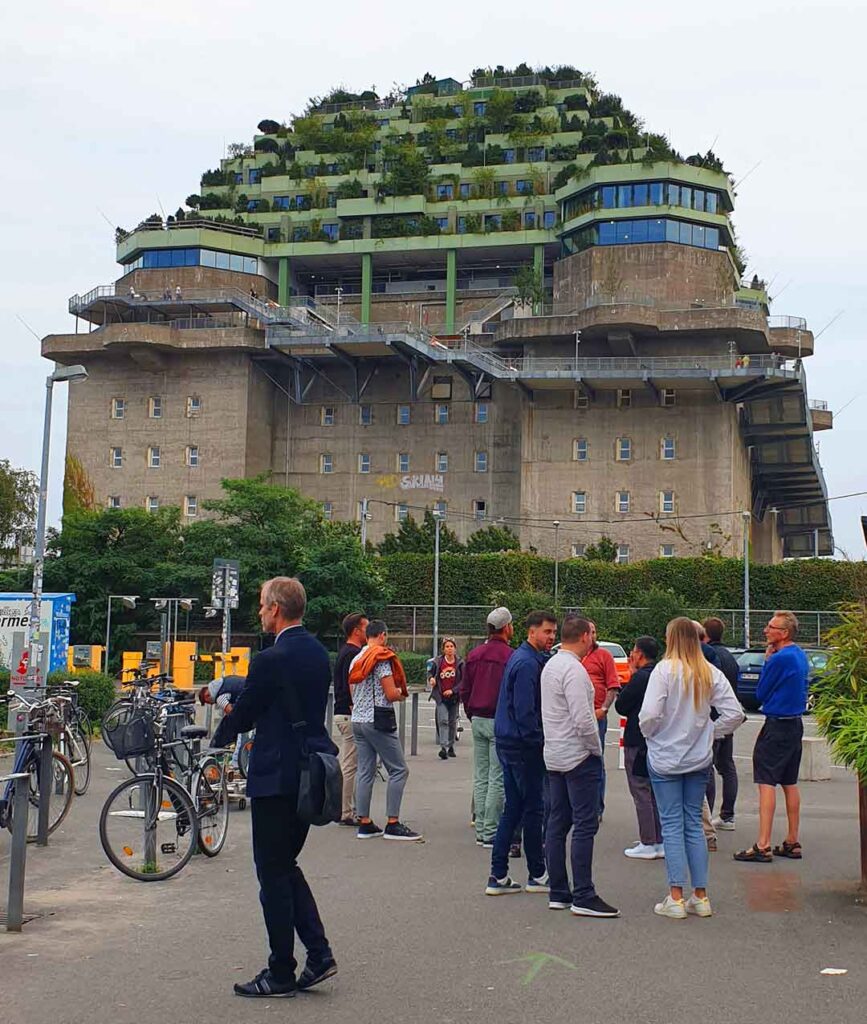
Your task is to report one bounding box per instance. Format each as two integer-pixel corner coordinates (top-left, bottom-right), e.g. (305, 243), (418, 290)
(597, 717), (608, 815)
(491, 745), (546, 882)
(545, 756), (602, 904)
(649, 767), (709, 890)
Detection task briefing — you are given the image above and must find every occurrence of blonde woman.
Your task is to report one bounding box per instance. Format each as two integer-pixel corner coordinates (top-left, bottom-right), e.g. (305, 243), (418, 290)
(639, 617), (744, 919)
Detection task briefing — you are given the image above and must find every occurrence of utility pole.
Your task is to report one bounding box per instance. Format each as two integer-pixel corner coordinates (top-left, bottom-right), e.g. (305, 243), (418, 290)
(360, 497), (370, 547)
(742, 510), (751, 648)
(432, 511), (443, 658)
(553, 520), (561, 606)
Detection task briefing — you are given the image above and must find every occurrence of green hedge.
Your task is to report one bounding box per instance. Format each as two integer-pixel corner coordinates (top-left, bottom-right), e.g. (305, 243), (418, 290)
(380, 554), (867, 611)
(0, 668), (115, 729)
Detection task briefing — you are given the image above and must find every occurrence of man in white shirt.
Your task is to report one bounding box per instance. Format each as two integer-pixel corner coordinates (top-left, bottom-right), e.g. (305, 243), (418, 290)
(541, 615), (619, 918)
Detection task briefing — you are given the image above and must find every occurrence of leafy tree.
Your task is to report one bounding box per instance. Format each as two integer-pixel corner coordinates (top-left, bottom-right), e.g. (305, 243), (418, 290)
(466, 525), (521, 553)
(583, 535), (618, 563)
(63, 455), (96, 516)
(515, 264), (546, 308)
(0, 460), (38, 564)
(377, 512), (462, 555)
(486, 89), (517, 132)
(257, 119), (281, 134)
(381, 141), (430, 196)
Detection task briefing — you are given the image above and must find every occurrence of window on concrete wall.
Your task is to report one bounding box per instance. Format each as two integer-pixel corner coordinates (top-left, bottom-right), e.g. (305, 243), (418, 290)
(473, 499), (487, 520)
(186, 396), (202, 417)
(395, 504), (408, 522)
(661, 437), (676, 460)
(572, 491), (587, 514)
(398, 453), (410, 473)
(320, 454), (333, 474)
(149, 396), (162, 419)
(147, 496), (160, 513)
(359, 404), (372, 426)
(322, 501), (334, 520)
(660, 490), (675, 514)
(615, 437), (632, 461)
(111, 398), (125, 419)
(474, 451), (488, 473)
(575, 391), (590, 410)
(185, 496), (198, 517)
(321, 406), (335, 426)
(148, 446), (161, 468)
(431, 377), (452, 400)
(397, 404), (411, 425)
(108, 496), (121, 509)
(660, 544), (675, 557)
(617, 544), (630, 564)
(661, 389), (676, 407)
(436, 452), (448, 473)
(110, 447), (123, 468)
(435, 404), (449, 425)
(186, 446), (199, 468)
(617, 389), (631, 409)
(474, 401), (489, 424)
(358, 453), (371, 474)
(617, 491), (630, 514)
(571, 542), (585, 558)
(574, 438), (588, 461)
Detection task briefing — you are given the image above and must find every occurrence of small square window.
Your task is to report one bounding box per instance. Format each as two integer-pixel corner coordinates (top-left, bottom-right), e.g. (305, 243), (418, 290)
(617, 491), (630, 514)
(661, 389), (677, 407)
(108, 495), (121, 509)
(186, 445), (199, 468)
(474, 401), (489, 424)
(434, 500), (447, 515)
(358, 453), (371, 474)
(146, 496), (160, 513)
(617, 389), (632, 409)
(111, 398), (125, 419)
(395, 504), (408, 523)
(187, 396), (202, 417)
(398, 452), (410, 473)
(359, 404), (372, 426)
(572, 491), (587, 515)
(574, 438), (588, 462)
(149, 396), (162, 419)
(321, 406), (335, 426)
(320, 454), (333, 474)
(322, 501), (334, 520)
(184, 495), (198, 517)
(148, 446), (161, 469)
(474, 451), (488, 473)
(660, 544), (675, 558)
(435, 403), (449, 425)
(397, 404), (411, 425)
(571, 542), (585, 558)
(473, 499), (487, 521)
(617, 544), (630, 565)
(660, 490), (675, 514)
(575, 391), (590, 410)
(110, 447), (123, 468)
(431, 377), (452, 400)
(436, 452), (448, 473)
(661, 437), (676, 460)
(616, 437), (632, 461)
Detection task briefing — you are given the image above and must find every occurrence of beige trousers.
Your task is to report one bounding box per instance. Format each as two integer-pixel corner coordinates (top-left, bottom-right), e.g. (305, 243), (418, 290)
(334, 715), (357, 819)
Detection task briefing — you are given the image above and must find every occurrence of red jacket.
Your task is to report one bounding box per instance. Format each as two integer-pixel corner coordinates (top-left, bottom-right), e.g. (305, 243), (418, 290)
(582, 643), (620, 709)
(461, 636), (514, 719)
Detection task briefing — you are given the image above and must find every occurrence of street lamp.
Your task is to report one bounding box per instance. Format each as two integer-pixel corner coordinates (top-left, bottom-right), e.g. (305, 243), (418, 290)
(150, 597), (196, 674)
(432, 509), (445, 658)
(104, 595), (139, 675)
(25, 364), (88, 692)
(359, 497), (372, 547)
(742, 510), (751, 648)
(552, 520), (561, 606)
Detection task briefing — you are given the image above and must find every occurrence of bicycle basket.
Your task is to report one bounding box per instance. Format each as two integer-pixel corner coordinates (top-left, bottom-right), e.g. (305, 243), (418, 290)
(102, 704), (156, 760)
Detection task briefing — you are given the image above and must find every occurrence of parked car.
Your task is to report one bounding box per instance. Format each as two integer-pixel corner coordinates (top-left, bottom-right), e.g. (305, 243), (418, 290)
(735, 647), (829, 711)
(554, 639), (631, 684)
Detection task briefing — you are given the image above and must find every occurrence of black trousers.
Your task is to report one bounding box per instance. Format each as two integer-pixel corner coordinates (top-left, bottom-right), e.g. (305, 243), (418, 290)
(251, 795), (332, 983)
(705, 735), (739, 820)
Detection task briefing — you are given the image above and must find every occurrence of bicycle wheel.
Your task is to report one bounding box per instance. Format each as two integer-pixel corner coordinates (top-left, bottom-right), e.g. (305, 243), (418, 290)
(76, 708), (93, 746)
(7, 750), (75, 842)
(194, 757), (229, 857)
(68, 724), (92, 796)
(237, 737), (253, 779)
(99, 774), (198, 881)
(124, 751), (157, 775)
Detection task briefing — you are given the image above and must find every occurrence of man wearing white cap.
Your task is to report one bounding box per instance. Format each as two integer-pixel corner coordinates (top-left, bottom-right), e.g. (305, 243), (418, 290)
(460, 608), (515, 847)
(200, 675), (248, 767)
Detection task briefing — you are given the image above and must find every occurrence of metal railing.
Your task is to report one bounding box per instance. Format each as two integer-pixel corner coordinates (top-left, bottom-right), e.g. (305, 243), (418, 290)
(459, 288), (518, 332)
(122, 218), (263, 240)
(470, 74), (586, 90)
(809, 399), (829, 411)
(768, 315), (808, 331)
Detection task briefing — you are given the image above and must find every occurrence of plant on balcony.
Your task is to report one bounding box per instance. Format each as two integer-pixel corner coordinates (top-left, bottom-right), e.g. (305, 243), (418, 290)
(255, 137), (280, 154)
(514, 89), (543, 114)
(227, 142), (254, 159)
(563, 92), (588, 111)
(260, 161), (288, 178)
(201, 168), (233, 187)
(258, 119), (282, 134)
(463, 212), (482, 234)
(639, 133), (682, 165)
(552, 163), (577, 190)
(234, 194), (250, 213)
(380, 141), (430, 196)
(501, 209), (521, 231)
(685, 149), (726, 173)
(340, 221), (364, 240)
(419, 215), (443, 236)
(115, 226), (129, 243)
(515, 264), (545, 307)
(336, 177), (365, 199)
(472, 166), (496, 200)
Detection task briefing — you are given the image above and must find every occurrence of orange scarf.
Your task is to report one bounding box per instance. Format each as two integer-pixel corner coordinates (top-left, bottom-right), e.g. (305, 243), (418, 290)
(348, 645), (409, 696)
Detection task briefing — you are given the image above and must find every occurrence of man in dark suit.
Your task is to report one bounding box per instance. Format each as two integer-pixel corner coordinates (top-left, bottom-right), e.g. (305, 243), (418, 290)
(213, 576), (338, 999)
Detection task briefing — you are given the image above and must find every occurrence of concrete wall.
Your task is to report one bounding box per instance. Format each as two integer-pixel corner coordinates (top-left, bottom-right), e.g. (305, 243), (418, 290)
(118, 266), (277, 299)
(322, 290), (511, 331)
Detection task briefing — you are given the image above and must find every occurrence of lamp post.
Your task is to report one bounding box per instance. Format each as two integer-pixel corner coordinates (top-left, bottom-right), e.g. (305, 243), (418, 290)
(25, 364), (88, 693)
(432, 510), (444, 658)
(552, 520), (561, 606)
(742, 510), (751, 648)
(150, 597), (196, 675)
(104, 595), (139, 675)
(360, 497), (371, 547)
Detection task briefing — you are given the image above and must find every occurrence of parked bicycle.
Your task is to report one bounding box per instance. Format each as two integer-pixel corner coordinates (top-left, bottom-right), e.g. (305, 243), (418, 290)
(99, 699), (229, 881)
(47, 680), (92, 795)
(0, 692), (75, 841)
(105, 671), (196, 775)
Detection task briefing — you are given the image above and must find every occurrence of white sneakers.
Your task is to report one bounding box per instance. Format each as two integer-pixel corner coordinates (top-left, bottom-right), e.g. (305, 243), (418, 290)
(525, 872), (550, 893)
(686, 895), (713, 917)
(653, 894), (713, 919)
(624, 842), (665, 860)
(711, 816), (736, 831)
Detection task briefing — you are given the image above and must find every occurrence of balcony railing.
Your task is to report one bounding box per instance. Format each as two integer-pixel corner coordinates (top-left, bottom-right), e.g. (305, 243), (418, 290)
(768, 315), (808, 330)
(809, 399), (829, 411)
(119, 218), (264, 241)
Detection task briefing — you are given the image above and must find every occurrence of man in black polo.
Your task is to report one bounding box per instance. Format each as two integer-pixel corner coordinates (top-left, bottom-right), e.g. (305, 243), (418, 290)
(333, 612), (368, 826)
(703, 617), (742, 830)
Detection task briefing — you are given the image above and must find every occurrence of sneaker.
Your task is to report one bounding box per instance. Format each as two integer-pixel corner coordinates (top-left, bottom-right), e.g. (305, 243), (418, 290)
(686, 895), (713, 918)
(712, 817), (736, 831)
(571, 895), (620, 918)
(383, 821), (423, 841)
(653, 844), (666, 858)
(297, 958), (338, 990)
(509, 842), (522, 859)
(707, 836), (718, 852)
(481, 840), (494, 849)
(356, 821), (384, 839)
(438, 749), (448, 760)
(549, 900), (571, 910)
(624, 842), (660, 860)
(525, 872), (549, 893)
(485, 875), (522, 895)
(447, 746), (456, 758)
(338, 816), (358, 827)
(234, 969), (297, 998)
(654, 895), (688, 919)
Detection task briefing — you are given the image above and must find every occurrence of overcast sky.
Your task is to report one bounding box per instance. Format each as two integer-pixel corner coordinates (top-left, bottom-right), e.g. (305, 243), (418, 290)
(3, 0), (864, 556)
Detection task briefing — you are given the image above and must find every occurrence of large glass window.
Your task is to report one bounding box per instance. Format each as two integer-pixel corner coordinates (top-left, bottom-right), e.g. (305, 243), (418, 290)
(667, 184), (680, 206)
(599, 221), (616, 244)
(574, 438), (588, 461)
(601, 186), (617, 209)
(503, 149), (516, 163)
(705, 192), (718, 214)
(618, 185), (632, 208)
(650, 182), (664, 206)
(524, 211), (536, 228)
(527, 146), (545, 162)
(680, 187), (693, 210)
(633, 183), (648, 206)
(459, 183), (471, 199)
(543, 210), (556, 229)
(398, 453), (410, 473)
(648, 218), (666, 241)
(436, 183), (454, 200)
(436, 451), (448, 472)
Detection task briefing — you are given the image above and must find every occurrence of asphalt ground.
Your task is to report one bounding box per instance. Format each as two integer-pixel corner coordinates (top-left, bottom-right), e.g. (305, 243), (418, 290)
(1, 711), (865, 1024)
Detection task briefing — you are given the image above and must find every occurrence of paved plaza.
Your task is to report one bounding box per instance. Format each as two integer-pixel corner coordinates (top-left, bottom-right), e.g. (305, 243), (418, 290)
(2, 713), (865, 1024)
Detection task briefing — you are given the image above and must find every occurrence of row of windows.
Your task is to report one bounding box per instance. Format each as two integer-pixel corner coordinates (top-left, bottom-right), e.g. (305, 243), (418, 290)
(320, 451), (490, 474)
(562, 218), (721, 254)
(570, 490), (676, 515)
(561, 182), (721, 222)
(458, 211), (556, 233)
(110, 396), (201, 420)
(109, 446), (200, 469)
(109, 495), (199, 517)
(569, 542), (673, 563)
(574, 436), (678, 462)
(576, 388), (676, 410)
(321, 402), (489, 427)
(322, 498), (490, 523)
(123, 248), (260, 275)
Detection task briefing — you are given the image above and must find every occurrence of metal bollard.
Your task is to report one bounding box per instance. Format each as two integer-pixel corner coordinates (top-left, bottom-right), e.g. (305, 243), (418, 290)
(326, 689), (334, 737)
(5, 772), (30, 931)
(398, 699), (407, 750)
(36, 736), (52, 847)
(410, 692), (419, 756)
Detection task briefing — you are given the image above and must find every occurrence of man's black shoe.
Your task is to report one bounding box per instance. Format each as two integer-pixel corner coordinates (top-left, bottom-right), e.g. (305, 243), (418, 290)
(447, 746), (456, 758)
(298, 959), (338, 991)
(571, 895), (620, 918)
(438, 748), (448, 760)
(234, 969), (297, 998)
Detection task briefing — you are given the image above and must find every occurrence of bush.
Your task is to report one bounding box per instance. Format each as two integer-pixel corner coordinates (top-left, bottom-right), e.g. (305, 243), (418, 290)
(46, 669), (117, 726)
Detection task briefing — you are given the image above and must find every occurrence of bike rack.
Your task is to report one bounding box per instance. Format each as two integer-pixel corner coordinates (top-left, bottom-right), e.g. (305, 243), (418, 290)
(1, 771), (30, 931)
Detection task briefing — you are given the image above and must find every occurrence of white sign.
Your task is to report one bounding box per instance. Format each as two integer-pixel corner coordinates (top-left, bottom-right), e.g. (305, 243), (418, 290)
(400, 474), (444, 493)
(0, 599), (51, 672)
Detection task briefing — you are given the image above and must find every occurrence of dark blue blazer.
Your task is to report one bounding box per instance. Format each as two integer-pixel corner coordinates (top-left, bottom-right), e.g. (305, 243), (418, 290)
(212, 625), (336, 798)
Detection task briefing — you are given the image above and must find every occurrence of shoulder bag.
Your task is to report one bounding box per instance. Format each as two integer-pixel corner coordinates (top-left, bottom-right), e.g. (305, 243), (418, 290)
(285, 679), (343, 826)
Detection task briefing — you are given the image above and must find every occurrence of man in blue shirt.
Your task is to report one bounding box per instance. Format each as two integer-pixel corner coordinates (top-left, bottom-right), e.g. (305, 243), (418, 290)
(485, 610), (557, 896)
(735, 610), (808, 864)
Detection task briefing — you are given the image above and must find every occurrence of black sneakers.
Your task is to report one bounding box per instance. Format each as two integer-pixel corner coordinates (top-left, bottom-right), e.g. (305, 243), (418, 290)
(438, 748), (448, 760)
(234, 969), (297, 998)
(383, 821), (424, 841)
(570, 895), (620, 918)
(357, 821), (384, 839)
(297, 959), (338, 991)
(447, 746), (456, 758)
